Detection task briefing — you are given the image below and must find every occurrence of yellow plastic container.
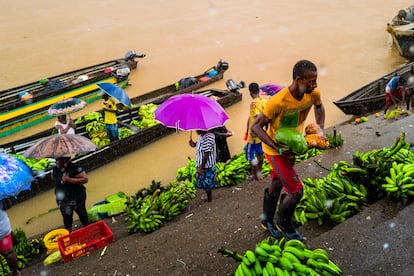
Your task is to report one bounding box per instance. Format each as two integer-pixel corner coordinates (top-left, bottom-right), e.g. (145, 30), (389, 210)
(44, 229), (69, 255)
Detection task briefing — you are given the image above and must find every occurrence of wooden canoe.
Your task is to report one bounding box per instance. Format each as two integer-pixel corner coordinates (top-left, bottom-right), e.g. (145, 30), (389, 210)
(0, 50), (145, 137)
(2, 62), (238, 203)
(333, 61), (414, 115)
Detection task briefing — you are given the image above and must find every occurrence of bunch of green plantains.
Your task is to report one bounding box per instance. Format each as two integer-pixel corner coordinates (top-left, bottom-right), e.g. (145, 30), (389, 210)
(219, 236), (342, 276)
(294, 132), (414, 227)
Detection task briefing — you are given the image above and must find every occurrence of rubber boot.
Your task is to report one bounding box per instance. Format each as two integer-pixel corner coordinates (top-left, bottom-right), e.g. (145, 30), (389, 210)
(261, 188), (282, 239)
(276, 195), (302, 241)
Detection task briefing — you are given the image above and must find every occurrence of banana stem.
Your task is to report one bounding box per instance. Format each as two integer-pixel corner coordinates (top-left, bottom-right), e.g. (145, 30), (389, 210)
(340, 167), (368, 176)
(217, 248), (243, 262)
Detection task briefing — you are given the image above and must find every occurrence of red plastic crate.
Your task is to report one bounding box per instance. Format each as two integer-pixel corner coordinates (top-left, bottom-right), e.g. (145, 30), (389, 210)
(57, 220), (114, 262)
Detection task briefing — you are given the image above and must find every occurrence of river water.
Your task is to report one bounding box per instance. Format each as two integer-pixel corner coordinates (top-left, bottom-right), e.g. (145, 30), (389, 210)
(1, 0), (410, 237)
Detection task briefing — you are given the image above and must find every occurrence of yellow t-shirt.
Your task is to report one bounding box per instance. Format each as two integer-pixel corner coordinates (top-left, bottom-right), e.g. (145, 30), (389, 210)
(102, 98), (118, 124)
(262, 87), (322, 155)
(248, 97), (268, 143)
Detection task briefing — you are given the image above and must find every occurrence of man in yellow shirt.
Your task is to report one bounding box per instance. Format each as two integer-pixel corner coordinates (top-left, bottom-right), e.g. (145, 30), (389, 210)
(245, 82), (268, 181)
(251, 60), (325, 241)
(102, 93), (119, 142)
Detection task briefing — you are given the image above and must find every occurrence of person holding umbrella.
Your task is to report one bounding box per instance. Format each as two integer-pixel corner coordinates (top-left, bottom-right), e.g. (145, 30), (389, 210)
(0, 198), (21, 276)
(102, 93), (119, 142)
(52, 157), (89, 232)
(189, 130), (217, 202)
(55, 114), (76, 134)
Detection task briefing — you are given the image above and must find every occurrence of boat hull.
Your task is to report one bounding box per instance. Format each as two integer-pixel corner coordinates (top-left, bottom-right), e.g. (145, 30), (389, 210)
(333, 62), (414, 115)
(387, 23), (414, 60)
(0, 51), (144, 137)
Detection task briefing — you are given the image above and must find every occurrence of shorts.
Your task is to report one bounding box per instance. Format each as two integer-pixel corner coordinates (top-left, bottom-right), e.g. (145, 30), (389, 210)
(245, 142), (264, 161)
(196, 167), (216, 191)
(265, 154), (303, 194)
(105, 123), (119, 141)
(385, 87), (408, 107)
(0, 232), (12, 252)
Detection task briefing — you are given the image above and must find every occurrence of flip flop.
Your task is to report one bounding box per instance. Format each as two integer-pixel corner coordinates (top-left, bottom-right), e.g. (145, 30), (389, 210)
(261, 221), (283, 239)
(276, 223), (303, 241)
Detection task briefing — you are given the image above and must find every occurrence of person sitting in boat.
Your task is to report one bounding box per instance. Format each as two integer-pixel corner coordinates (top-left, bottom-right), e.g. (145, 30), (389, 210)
(396, 9), (414, 25)
(385, 76), (411, 112)
(55, 114), (76, 134)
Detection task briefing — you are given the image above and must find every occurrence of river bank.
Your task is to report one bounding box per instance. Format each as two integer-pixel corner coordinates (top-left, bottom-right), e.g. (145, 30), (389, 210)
(19, 112), (414, 275)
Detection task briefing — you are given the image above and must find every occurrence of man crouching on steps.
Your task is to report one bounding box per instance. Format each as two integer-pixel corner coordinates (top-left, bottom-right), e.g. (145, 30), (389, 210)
(251, 60), (325, 240)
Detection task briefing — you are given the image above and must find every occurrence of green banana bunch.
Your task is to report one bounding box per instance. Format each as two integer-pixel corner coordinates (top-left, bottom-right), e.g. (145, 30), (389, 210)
(83, 111), (103, 122)
(130, 103), (160, 129)
(118, 127), (134, 139)
(85, 120), (105, 134)
(125, 179), (195, 233)
(383, 107), (401, 119)
(216, 153), (250, 187)
(221, 237), (343, 276)
(325, 127), (344, 148)
(295, 159), (368, 226)
(295, 147), (325, 163)
(381, 162), (414, 199)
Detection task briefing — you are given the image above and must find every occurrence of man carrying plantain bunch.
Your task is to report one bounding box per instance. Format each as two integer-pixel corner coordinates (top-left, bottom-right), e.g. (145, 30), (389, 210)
(251, 60), (325, 241)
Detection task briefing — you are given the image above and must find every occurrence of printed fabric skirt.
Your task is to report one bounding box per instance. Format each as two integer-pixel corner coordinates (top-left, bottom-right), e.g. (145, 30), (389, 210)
(196, 166), (216, 191)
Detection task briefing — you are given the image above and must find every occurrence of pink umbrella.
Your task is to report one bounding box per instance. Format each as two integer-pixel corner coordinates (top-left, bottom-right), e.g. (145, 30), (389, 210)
(154, 94), (229, 131)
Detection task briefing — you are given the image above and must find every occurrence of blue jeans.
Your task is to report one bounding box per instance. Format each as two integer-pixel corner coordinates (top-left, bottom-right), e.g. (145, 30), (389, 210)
(106, 123), (119, 142)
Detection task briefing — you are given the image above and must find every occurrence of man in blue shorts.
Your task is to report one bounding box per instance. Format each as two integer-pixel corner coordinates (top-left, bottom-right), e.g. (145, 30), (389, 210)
(245, 82), (268, 180)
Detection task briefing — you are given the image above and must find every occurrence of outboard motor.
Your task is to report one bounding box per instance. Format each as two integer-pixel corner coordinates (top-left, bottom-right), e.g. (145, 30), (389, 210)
(125, 50), (146, 61)
(115, 65), (131, 82)
(226, 79), (246, 93)
(216, 59), (229, 73)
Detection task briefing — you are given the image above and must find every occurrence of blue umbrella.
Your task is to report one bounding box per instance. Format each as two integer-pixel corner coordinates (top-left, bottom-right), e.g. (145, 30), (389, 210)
(97, 82), (132, 108)
(0, 153), (34, 200)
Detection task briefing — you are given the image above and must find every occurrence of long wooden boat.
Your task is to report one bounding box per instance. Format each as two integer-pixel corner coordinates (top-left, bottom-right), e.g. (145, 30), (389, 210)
(386, 6), (414, 60)
(0, 50), (146, 138)
(333, 61), (414, 115)
(1, 62), (238, 203)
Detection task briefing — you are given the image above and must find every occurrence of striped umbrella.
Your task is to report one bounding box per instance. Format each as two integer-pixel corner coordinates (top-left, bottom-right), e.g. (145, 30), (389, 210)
(47, 98), (86, 116)
(24, 134), (97, 159)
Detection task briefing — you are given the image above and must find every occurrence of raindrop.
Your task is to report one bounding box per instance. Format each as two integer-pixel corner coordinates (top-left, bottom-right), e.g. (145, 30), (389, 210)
(408, 75), (414, 85)
(208, 5), (217, 17)
(389, 222), (396, 229)
(324, 199), (333, 208)
(383, 243), (389, 250)
(251, 158), (258, 166)
(409, 45), (414, 54)
(56, 190), (65, 201)
(319, 65), (328, 77)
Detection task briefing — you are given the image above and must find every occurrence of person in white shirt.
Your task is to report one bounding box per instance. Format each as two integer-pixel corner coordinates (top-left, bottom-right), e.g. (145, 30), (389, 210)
(55, 114), (76, 134)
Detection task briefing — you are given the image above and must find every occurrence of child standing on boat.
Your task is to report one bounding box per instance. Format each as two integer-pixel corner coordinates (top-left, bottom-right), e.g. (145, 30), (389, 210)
(55, 114), (76, 134)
